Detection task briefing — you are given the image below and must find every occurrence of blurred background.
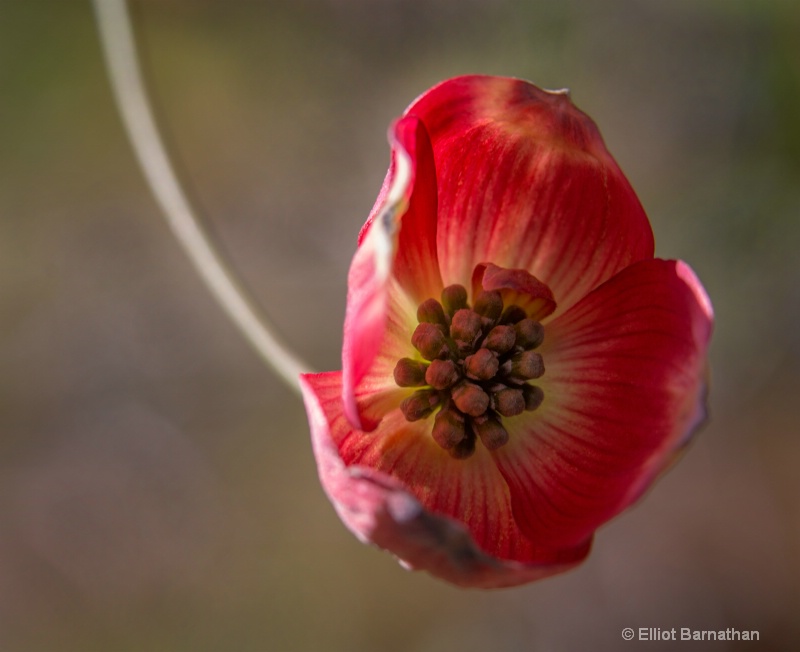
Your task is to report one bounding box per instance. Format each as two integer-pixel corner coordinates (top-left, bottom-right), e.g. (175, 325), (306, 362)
(1, 0), (798, 650)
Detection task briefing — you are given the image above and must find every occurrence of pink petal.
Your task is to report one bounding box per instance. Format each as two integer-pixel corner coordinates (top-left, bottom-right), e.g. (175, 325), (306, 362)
(342, 116), (442, 430)
(389, 117), (442, 304)
(405, 75), (654, 315)
(472, 262), (556, 321)
(344, 276), (420, 431)
(492, 259), (713, 549)
(301, 372), (591, 588)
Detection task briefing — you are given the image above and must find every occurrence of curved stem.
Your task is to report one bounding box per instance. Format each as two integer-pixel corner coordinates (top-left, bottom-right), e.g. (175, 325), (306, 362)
(92, 0), (313, 394)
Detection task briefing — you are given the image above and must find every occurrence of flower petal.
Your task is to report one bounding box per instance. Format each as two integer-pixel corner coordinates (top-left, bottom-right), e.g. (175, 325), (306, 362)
(405, 75), (654, 315)
(388, 117), (442, 303)
(472, 262), (556, 321)
(342, 116), (442, 430)
(491, 259), (713, 548)
(301, 372), (591, 588)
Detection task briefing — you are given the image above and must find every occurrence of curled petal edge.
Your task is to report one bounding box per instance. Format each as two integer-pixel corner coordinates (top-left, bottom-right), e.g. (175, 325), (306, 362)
(472, 262), (557, 321)
(301, 372), (591, 589)
(342, 116), (441, 431)
(341, 140), (410, 431)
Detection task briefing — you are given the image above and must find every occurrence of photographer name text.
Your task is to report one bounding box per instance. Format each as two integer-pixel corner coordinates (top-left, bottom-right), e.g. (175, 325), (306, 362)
(621, 627), (759, 642)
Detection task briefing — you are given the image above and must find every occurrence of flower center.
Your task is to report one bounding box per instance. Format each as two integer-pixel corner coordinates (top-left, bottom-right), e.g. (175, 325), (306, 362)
(393, 284), (545, 459)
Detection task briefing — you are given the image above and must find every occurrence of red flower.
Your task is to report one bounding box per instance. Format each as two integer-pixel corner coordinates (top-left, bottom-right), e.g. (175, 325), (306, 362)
(300, 75), (713, 588)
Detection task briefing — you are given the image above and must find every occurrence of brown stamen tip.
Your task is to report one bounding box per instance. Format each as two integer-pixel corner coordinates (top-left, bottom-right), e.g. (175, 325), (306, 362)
(417, 298), (448, 328)
(494, 387), (525, 417)
(482, 324), (516, 354)
(404, 278), (548, 452)
(464, 348), (499, 380)
(425, 359), (460, 390)
(473, 290), (504, 322)
(400, 389), (440, 421)
(411, 322), (449, 360)
(441, 284), (468, 317)
(511, 351), (545, 380)
(393, 357), (429, 387)
(522, 384), (545, 411)
(499, 305), (527, 325)
(451, 381), (490, 417)
(449, 430), (477, 459)
(473, 415), (509, 450)
(450, 309), (482, 347)
(515, 319), (545, 349)
(431, 407), (466, 449)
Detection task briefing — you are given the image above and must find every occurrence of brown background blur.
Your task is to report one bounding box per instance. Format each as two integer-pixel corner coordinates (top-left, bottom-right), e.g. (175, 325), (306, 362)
(1, 1), (798, 650)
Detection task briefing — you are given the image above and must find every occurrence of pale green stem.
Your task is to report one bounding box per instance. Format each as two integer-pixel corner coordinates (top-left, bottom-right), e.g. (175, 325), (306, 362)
(92, 0), (313, 394)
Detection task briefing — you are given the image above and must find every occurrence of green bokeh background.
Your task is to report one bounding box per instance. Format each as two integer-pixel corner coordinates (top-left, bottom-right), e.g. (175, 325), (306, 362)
(1, 1), (798, 650)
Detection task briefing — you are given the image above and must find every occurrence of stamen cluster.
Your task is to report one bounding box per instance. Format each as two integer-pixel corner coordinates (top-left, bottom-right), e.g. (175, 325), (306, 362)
(394, 284), (546, 459)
